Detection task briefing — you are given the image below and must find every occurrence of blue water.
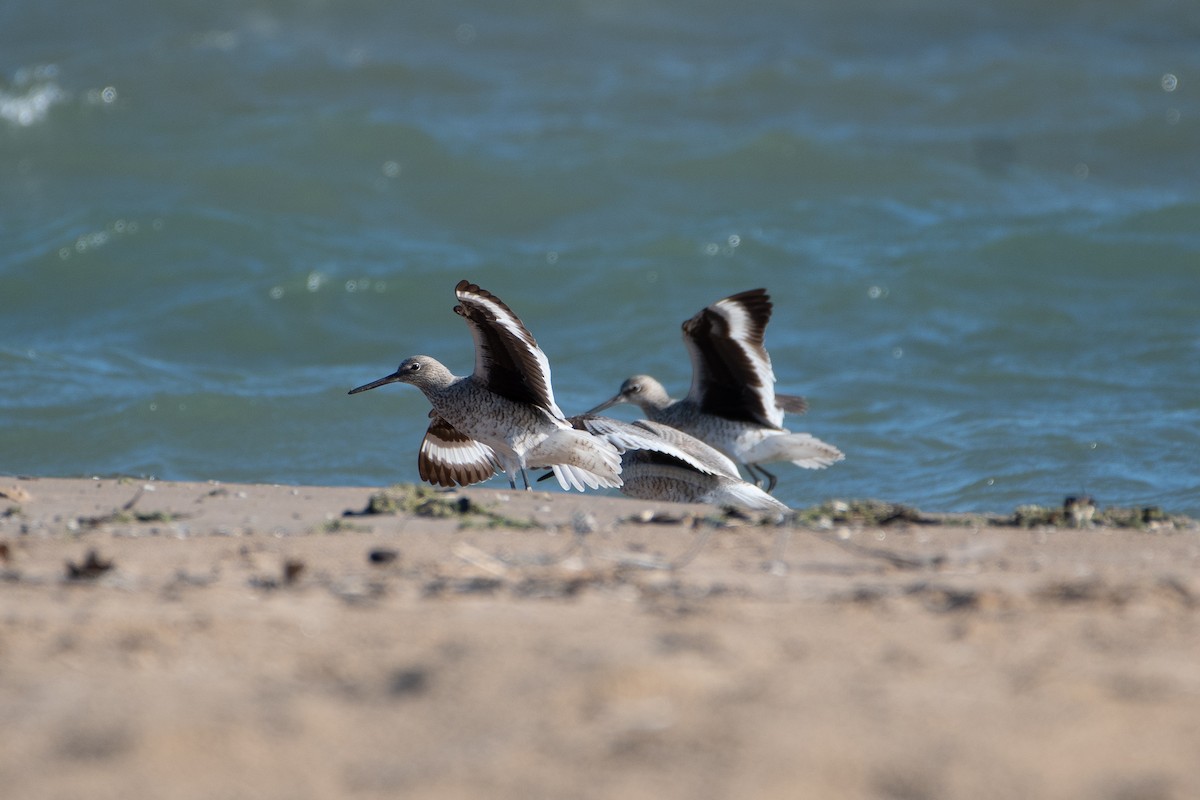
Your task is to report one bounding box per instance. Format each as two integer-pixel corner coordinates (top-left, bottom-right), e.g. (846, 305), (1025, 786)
(2, 1), (1198, 514)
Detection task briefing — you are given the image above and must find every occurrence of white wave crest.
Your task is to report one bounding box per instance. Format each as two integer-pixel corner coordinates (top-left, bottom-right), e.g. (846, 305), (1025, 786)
(1, 64), (68, 127)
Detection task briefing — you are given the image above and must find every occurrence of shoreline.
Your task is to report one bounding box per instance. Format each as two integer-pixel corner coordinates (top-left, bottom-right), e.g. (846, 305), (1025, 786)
(3, 475), (1199, 799)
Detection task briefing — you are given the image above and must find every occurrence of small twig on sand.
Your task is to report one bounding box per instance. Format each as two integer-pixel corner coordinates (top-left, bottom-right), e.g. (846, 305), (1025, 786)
(121, 487), (145, 512)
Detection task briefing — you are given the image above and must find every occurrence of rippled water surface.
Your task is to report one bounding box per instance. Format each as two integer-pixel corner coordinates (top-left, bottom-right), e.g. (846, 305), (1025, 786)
(2, 1), (1198, 513)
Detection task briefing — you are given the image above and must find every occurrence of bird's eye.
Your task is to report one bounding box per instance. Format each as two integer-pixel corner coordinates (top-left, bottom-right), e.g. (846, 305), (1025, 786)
(408, 362), (421, 372)
(629, 384), (641, 394)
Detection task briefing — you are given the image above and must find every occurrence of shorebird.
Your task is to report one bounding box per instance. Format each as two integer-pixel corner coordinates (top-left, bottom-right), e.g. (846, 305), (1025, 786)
(569, 415), (790, 515)
(586, 288), (843, 492)
(349, 280), (623, 492)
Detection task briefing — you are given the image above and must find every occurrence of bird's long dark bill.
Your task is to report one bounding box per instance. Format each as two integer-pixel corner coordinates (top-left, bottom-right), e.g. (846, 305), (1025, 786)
(582, 394), (621, 416)
(348, 372), (402, 395)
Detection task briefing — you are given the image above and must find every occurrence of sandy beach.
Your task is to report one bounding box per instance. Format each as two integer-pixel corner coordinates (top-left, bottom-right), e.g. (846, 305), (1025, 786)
(2, 475), (1198, 799)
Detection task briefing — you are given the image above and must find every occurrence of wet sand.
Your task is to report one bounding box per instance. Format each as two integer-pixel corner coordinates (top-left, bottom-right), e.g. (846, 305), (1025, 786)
(2, 475), (1199, 800)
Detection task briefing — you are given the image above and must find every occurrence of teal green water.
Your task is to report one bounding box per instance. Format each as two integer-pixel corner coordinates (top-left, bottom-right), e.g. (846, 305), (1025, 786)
(2, 2), (1198, 513)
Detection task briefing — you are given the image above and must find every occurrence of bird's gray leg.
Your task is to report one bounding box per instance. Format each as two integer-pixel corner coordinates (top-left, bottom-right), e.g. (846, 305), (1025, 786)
(508, 474), (518, 490)
(744, 463), (778, 493)
(520, 469), (531, 491)
(760, 466), (778, 494)
(742, 462), (763, 487)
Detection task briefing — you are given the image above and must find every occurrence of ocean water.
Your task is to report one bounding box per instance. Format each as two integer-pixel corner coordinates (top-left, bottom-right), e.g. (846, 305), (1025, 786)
(2, 1), (1198, 515)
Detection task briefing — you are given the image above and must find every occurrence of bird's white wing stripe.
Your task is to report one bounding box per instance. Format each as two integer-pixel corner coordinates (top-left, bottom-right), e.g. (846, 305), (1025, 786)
(456, 284), (563, 417)
(426, 439), (496, 467)
(713, 297), (778, 383)
(419, 423), (499, 487)
(711, 295), (783, 428)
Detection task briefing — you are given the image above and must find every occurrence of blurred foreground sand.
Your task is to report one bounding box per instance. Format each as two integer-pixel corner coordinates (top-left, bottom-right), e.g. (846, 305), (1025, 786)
(2, 476), (1199, 800)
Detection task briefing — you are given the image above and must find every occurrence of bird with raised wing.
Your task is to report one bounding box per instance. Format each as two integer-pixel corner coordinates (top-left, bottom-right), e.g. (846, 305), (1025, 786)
(586, 288), (842, 492)
(570, 415), (790, 516)
(350, 280), (623, 492)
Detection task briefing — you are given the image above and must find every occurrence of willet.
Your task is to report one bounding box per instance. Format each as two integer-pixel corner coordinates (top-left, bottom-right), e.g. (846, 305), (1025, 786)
(350, 280), (623, 492)
(586, 288), (843, 492)
(570, 415), (790, 515)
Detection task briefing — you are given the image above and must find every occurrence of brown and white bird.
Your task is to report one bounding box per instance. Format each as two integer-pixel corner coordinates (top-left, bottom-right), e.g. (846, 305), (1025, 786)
(350, 280), (623, 492)
(586, 288), (842, 492)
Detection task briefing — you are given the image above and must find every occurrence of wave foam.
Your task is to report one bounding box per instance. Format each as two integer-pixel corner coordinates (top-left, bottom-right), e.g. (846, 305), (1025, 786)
(1, 64), (67, 127)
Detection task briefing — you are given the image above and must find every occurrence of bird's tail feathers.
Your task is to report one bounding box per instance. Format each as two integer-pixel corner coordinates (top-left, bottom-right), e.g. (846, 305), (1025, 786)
(746, 432), (845, 470)
(709, 481), (792, 515)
